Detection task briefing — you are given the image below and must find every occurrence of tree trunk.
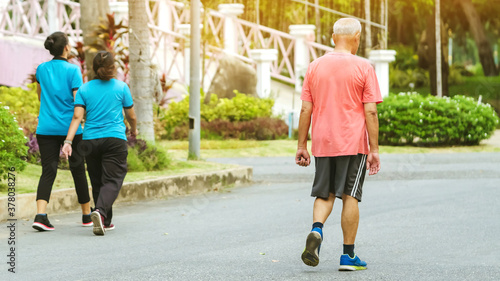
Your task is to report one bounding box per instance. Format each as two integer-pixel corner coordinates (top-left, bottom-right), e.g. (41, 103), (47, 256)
(80, 0), (110, 80)
(128, 0), (155, 141)
(457, 0), (498, 76)
(418, 14), (449, 96)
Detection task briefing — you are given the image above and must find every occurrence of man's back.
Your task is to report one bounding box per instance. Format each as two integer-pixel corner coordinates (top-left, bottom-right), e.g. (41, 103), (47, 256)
(301, 52), (382, 157)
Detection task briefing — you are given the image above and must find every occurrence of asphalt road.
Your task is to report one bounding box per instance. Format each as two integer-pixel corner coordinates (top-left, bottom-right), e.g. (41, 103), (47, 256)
(1, 153), (499, 281)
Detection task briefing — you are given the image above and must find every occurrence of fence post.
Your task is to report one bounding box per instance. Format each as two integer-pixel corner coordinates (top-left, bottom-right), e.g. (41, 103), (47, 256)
(159, 0), (173, 33)
(109, 1), (129, 24)
(218, 3), (244, 54)
(0, 0), (9, 34)
(368, 50), (396, 98)
(289, 24), (315, 94)
(48, 0), (59, 33)
(249, 49), (278, 98)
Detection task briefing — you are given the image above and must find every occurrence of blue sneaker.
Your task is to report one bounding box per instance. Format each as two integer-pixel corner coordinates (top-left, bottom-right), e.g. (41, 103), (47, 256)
(339, 254), (367, 271)
(301, 231), (322, 267)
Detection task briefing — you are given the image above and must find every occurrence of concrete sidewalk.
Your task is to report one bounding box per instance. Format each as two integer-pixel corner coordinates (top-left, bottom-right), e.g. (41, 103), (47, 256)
(482, 129), (500, 147)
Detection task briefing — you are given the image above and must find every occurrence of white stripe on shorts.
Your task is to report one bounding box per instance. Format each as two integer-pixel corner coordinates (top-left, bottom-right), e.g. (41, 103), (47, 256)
(351, 154), (367, 198)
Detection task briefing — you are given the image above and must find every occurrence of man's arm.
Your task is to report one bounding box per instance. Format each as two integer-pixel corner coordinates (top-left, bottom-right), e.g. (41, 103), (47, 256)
(296, 101), (313, 167)
(364, 102), (381, 175)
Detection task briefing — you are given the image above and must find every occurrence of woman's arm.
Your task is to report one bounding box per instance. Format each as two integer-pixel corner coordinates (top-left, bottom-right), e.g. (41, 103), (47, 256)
(125, 107), (138, 136)
(37, 83), (41, 101)
(62, 107), (85, 158)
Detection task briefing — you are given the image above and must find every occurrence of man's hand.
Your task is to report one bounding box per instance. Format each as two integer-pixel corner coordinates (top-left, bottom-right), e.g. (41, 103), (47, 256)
(295, 148), (311, 167)
(62, 143), (72, 160)
(366, 152), (380, 175)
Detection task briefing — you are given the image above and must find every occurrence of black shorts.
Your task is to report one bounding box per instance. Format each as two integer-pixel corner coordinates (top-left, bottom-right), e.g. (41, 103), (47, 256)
(311, 154), (367, 202)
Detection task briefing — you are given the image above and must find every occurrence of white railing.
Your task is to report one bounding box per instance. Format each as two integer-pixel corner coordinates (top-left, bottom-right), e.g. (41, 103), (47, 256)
(0, 0), (335, 87)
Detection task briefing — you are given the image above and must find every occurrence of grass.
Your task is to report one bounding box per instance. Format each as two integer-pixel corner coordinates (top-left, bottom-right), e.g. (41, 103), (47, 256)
(0, 160), (234, 196)
(160, 139), (500, 160)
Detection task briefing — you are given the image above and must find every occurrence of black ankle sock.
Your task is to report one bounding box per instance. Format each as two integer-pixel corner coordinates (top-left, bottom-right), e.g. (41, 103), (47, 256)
(343, 244), (355, 258)
(312, 222), (324, 229)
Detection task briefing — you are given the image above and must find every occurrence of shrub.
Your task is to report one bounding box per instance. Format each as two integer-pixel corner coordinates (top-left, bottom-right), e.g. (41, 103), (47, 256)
(0, 106), (28, 180)
(25, 133), (70, 169)
(201, 118), (289, 140)
(127, 135), (171, 172)
(159, 117), (288, 141)
(0, 83), (39, 133)
(389, 66), (429, 89)
(378, 93), (500, 146)
(160, 91), (276, 139)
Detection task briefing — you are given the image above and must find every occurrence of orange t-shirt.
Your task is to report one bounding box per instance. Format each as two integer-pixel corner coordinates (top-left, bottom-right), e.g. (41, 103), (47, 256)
(301, 52), (382, 157)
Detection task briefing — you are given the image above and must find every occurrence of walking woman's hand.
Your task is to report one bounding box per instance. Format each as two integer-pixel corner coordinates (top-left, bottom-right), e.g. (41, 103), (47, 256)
(62, 143), (72, 160)
(130, 128), (139, 137)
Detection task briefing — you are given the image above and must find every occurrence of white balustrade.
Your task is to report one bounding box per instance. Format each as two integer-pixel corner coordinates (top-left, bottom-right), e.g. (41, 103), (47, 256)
(289, 24), (315, 93)
(249, 49), (278, 98)
(368, 49), (396, 98)
(218, 3), (243, 54)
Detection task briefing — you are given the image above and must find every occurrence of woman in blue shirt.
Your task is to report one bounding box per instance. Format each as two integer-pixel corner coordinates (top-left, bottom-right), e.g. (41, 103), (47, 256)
(63, 51), (138, 236)
(33, 32), (92, 231)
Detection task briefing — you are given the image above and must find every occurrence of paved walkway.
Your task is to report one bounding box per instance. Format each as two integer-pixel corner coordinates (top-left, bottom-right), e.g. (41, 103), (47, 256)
(482, 129), (500, 147)
(3, 153), (499, 280)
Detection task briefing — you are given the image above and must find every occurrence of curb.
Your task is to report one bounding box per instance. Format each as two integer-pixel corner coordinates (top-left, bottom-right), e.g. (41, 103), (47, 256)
(0, 166), (253, 222)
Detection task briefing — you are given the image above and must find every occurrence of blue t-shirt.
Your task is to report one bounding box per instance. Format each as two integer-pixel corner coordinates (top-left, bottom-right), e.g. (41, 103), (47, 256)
(36, 58), (83, 135)
(75, 79), (134, 141)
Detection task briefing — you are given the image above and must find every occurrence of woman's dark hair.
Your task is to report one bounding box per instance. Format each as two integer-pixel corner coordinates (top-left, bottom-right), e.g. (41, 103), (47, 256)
(44, 32), (68, 57)
(93, 51), (116, 81)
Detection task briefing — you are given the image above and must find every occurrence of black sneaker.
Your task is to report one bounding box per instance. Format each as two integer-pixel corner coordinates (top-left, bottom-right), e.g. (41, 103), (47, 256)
(82, 214), (93, 227)
(90, 210), (105, 236)
(32, 214), (55, 231)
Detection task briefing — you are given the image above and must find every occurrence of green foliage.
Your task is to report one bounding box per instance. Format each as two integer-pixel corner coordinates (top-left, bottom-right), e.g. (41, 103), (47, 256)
(379, 93), (500, 146)
(160, 91), (275, 139)
(0, 84), (39, 133)
(0, 106), (28, 180)
(127, 138), (171, 172)
(389, 66), (429, 89)
(391, 44), (420, 71)
(448, 65), (465, 85)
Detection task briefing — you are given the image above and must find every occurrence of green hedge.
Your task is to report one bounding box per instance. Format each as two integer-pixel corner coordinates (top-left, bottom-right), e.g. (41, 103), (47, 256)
(158, 91), (277, 140)
(379, 94), (499, 146)
(0, 106), (28, 180)
(0, 84), (39, 133)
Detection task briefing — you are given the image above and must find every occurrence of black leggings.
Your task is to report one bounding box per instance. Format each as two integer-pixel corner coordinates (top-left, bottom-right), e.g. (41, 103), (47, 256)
(36, 134), (90, 204)
(81, 138), (128, 225)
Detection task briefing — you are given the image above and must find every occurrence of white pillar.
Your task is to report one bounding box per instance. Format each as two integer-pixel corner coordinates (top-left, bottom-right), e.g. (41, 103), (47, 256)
(218, 4), (244, 54)
(369, 50), (396, 98)
(249, 49), (278, 98)
(48, 0), (59, 33)
(159, 0), (174, 33)
(178, 24), (191, 84)
(109, 1), (129, 23)
(289, 24), (315, 93)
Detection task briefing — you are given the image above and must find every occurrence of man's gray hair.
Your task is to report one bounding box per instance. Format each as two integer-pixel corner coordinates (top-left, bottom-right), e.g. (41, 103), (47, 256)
(333, 18), (362, 35)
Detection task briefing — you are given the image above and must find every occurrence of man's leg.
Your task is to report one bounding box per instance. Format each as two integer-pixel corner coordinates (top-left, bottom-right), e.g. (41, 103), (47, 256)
(339, 194), (366, 271)
(313, 193), (336, 223)
(341, 194), (359, 246)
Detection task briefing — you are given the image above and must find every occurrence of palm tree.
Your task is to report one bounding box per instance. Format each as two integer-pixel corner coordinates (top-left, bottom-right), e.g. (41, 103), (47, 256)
(80, 0), (110, 80)
(128, 0), (155, 141)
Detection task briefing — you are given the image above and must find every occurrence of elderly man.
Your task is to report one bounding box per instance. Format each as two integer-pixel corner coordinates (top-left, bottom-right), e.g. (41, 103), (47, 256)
(296, 18), (382, 271)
